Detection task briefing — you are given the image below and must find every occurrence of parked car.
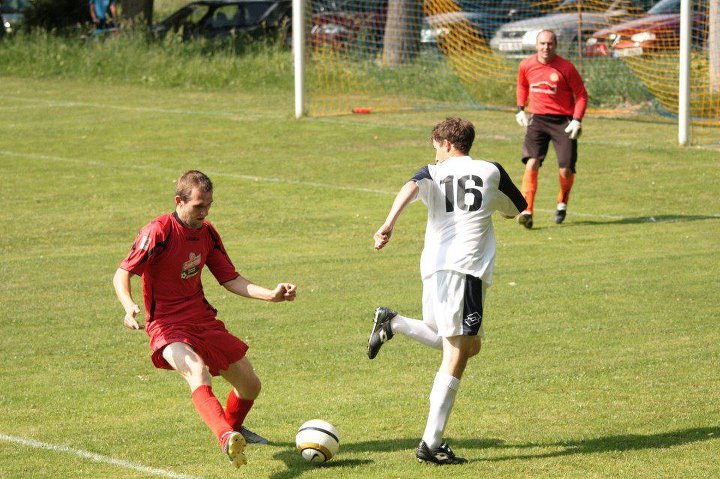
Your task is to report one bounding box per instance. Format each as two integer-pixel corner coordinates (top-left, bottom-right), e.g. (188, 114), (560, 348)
(311, 0), (387, 51)
(152, 0), (291, 42)
(1, 0), (28, 33)
(489, 0), (657, 58)
(584, 0), (707, 57)
(421, 0), (550, 49)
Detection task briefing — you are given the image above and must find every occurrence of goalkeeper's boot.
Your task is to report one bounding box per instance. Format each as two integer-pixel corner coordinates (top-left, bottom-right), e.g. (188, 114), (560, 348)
(368, 307), (396, 359)
(554, 202), (567, 224)
(416, 441), (467, 465)
(239, 426), (268, 445)
(221, 431), (247, 467)
(518, 212), (533, 229)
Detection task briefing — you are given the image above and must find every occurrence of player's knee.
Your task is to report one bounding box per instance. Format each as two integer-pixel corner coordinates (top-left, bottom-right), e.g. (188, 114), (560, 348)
(236, 371), (261, 400)
(559, 168), (573, 178)
(184, 363), (211, 383)
(526, 158), (540, 171)
(467, 338), (481, 358)
(246, 375), (261, 400)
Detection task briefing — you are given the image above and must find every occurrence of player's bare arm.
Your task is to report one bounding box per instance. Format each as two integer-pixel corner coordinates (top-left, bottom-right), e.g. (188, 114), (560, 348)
(112, 268), (143, 330)
(374, 181), (418, 250)
(223, 275), (297, 302)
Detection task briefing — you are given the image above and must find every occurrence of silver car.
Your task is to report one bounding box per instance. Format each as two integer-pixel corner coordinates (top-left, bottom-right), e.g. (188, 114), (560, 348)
(489, 0), (657, 58)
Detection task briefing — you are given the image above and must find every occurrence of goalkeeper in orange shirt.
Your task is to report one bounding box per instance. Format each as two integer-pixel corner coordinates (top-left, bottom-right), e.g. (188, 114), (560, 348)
(515, 29), (588, 229)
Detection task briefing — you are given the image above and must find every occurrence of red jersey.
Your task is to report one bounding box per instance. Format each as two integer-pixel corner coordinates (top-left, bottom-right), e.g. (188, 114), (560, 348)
(517, 54), (588, 120)
(119, 212), (239, 332)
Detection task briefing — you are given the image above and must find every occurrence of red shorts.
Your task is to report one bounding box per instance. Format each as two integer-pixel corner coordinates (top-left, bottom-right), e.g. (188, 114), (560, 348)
(148, 319), (248, 376)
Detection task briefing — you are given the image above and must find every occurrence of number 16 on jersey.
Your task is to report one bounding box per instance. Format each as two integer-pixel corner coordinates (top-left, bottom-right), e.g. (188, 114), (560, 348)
(440, 175), (483, 213)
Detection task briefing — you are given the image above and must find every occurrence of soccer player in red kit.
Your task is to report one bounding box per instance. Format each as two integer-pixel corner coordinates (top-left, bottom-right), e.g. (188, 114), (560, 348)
(113, 170), (296, 468)
(515, 29), (588, 229)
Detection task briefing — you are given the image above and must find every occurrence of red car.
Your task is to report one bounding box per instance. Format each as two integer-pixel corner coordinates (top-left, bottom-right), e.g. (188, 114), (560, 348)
(311, 0), (387, 51)
(585, 0), (707, 57)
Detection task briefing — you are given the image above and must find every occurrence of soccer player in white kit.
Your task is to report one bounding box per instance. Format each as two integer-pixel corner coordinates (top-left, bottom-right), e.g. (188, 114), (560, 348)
(369, 117), (527, 465)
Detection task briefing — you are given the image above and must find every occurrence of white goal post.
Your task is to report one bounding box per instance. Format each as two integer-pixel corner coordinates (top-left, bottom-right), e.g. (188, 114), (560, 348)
(678, 0), (691, 146)
(293, 0), (305, 119)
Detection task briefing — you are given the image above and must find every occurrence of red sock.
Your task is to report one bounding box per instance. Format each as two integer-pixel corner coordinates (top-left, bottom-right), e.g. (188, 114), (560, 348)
(191, 385), (234, 442)
(557, 174), (575, 205)
(521, 169), (538, 213)
(225, 390), (254, 430)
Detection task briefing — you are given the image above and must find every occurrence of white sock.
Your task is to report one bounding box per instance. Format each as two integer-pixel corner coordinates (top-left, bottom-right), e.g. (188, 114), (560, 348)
(421, 372), (461, 450)
(390, 315), (442, 350)
(557, 202), (567, 211)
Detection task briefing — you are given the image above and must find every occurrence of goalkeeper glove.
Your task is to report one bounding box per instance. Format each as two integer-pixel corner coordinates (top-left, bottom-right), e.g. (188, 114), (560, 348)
(515, 110), (529, 128)
(565, 119), (582, 139)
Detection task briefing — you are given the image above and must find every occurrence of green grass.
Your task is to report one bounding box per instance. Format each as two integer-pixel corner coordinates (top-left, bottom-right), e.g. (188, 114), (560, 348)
(0, 29), (294, 92)
(1, 74), (719, 479)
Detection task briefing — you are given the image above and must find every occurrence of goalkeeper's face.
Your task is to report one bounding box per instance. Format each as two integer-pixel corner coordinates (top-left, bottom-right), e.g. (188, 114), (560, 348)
(536, 31), (557, 63)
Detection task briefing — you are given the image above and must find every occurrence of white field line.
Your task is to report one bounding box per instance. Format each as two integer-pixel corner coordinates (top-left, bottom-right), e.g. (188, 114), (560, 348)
(0, 433), (202, 479)
(0, 150), (391, 196)
(3, 96), (282, 121)
(1, 149), (718, 222)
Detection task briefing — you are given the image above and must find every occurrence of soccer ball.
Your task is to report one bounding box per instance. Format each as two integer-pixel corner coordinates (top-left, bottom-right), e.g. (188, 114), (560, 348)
(295, 419), (340, 463)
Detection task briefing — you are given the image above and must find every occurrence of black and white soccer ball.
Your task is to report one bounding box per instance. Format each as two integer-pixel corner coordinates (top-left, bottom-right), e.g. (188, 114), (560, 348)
(295, 419), (340, 463)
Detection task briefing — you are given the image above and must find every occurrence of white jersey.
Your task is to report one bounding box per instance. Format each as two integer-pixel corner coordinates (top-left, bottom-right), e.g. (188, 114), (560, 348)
(412, 156), (526, 284)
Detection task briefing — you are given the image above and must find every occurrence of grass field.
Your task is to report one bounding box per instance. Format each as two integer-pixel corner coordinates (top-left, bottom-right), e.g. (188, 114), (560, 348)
(1, 73), (719, 479)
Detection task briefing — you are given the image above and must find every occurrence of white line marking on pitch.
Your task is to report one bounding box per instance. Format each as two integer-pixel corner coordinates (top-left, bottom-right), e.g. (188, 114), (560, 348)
(1, 150), (717, 222)
(4, 96), (281, 121)
(0, 150), (391, 195)
(0, 433), (202, 479)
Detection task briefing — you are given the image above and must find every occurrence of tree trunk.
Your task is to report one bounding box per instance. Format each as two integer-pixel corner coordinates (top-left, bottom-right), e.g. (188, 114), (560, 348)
(710, 0), (719, 92)
(122, 0), (154, 26)
(382, 0), (422, 66)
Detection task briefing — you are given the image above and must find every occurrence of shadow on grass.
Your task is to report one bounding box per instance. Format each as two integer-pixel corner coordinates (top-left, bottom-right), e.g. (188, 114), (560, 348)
(568, 214), (720, 226)
(269, 444), (371, 479)
(268, 426), (718, 475)
(485, 426), (720, 462)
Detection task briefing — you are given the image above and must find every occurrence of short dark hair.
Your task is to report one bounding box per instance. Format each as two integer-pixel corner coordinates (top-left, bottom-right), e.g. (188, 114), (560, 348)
(431, 117), (475, 154)
(176, 170), (213, 201)
(537, 29), (557, 44)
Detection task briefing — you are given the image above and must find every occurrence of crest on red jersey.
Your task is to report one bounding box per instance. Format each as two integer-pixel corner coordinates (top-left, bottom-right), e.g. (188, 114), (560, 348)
(181, 252), (201, 279)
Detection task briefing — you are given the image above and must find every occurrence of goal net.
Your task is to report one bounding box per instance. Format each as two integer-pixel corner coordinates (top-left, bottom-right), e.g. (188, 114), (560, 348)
(302, 0), (720, 124)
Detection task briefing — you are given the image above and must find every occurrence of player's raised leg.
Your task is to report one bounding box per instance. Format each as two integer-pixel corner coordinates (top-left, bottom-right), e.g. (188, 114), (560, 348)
(368, 307), (396, 359)
(221, 358), (268, 444)
(161, 342), (247, 467)
(368, 307), (443, 359)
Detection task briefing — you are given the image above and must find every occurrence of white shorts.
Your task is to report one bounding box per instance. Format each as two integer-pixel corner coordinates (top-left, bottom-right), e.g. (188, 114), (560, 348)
(422, 270), (487, 338)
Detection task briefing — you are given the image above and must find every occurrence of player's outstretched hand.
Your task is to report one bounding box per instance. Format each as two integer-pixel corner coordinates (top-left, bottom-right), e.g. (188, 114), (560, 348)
(564, 119), (582, 139)
(123, 304), (144, 330)
(374, 225), (393, 250)
(270, 283), (297, 302)
(515, 110), (529, 128)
